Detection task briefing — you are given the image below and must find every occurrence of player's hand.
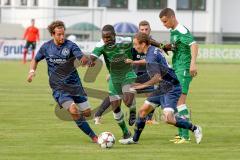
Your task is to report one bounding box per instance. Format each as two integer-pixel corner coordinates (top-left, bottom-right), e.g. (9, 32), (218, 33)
(87, 61), (96, 67)
(27, 70), (35, 83)
(190, 63), (197, 77)
(80, 55), (90, 66)
(164, 43), (172, 51)
(125, 59), (133, 64)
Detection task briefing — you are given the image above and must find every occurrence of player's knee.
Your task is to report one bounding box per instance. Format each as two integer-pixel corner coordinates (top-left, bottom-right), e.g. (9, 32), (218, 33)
(124, 99), (132, 107)
(139, 108), (148, 118)
(111, 100), (121, 111)
(162, 112), (175, 125)
(82, 108), (91, 117)
(123, 93), (134, 107)
(68, 105), (79, 115)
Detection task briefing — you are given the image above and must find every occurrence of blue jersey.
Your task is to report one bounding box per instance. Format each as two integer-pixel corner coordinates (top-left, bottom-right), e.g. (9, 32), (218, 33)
(35, 39), (85, 96)
(132, 48), (147, 76)
(145, 45), (179, 93)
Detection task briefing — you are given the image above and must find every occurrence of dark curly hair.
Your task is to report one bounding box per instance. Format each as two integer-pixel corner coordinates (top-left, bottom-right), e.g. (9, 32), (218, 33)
(48, 20), (65, 35)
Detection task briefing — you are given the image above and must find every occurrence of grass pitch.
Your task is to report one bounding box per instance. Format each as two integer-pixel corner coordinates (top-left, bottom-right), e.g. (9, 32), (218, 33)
(0, 61), (240, 160)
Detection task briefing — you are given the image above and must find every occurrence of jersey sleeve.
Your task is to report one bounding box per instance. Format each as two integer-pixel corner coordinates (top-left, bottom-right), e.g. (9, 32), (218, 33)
(36, 28), (40, 41)
(92, 46), (103, 58)
(147, 49), (169, 78)
(181, 32), (195, 46)
(71, 42), (83, 60)
(23, 27), (29, 39)
(146, 52), (161, 78)
(35, 45), (45, 62)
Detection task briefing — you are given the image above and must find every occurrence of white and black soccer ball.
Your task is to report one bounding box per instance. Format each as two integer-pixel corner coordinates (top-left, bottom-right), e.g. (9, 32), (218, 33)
(97, 132), (115, 149)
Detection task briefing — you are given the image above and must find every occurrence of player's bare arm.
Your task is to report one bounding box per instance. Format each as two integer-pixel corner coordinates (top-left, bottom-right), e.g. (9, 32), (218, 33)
(190, 43), (198, 77)
(27, 59), (38, 82)
(125, 59), (146, 65)
(132, 73), (162, 90)
(79, 54), (96, 67)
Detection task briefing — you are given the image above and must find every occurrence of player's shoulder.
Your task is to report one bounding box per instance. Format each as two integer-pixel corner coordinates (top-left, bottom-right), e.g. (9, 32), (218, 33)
(149, 46), (162, 55)
(64, 39), (77, 46)
(34, 26), (39, 30)
(95, 39), (105, 48)
(175, 24), (189, 34)
(41, 40), (52, 48)
(149, 46), (166, 61)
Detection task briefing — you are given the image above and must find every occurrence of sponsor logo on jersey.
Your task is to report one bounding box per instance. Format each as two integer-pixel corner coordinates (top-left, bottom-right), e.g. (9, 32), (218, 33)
(49, 58), (67, 64)
(61, 48), (70, 56)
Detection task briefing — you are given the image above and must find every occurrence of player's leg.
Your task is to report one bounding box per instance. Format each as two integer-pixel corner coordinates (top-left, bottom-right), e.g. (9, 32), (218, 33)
(94, 96), (111, 124)
(23, 41), (30, 64)
(160, 84), (202, 144)
(119, 91), (160, 144)
(111, 99), (131, 139)
(109, 79), (131, 138)
(119, 100), (156, 144)
(135, 74), (157, 124)
(31, 42), (37, 60)
(133, 102), (155, 142)
(122, 82), (137, 126)
(54, 92), (97, 143)
(175, 70), (192, 142)
(161, 108), (202, 144)
(122, 91), (136, 126)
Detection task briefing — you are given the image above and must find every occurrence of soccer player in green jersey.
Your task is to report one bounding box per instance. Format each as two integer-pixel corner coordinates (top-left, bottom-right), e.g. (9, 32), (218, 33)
(93, 21), (170, 125)
(160, 8), (199, 144)
(89, 25), (137, 139)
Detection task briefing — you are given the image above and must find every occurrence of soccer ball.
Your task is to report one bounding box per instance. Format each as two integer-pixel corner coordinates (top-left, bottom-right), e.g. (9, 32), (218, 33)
(97, 132), (115, 149)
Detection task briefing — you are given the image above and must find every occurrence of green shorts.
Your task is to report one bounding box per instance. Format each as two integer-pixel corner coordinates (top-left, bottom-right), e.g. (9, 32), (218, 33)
(175, 69), (192, 94)
(108, 71), (137, 101)
(108, 78), (135, 95)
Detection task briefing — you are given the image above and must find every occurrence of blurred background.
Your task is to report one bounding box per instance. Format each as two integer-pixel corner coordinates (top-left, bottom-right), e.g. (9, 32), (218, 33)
(0, 0), (240, 62)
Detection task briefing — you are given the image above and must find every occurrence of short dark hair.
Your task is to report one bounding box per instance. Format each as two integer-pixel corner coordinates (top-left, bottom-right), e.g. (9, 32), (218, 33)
(139, 20), (150, 27)
(134, 32), (150, 45)
(159, 8), (175, 18)
(48, 20), (65, 35)
(102, 24), (115, 34)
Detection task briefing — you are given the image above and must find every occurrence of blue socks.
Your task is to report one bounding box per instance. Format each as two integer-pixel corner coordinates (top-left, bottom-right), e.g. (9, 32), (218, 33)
(133, 117), (146, 142)
(75, 117), (96, 138)
(175, 115), (197, 132)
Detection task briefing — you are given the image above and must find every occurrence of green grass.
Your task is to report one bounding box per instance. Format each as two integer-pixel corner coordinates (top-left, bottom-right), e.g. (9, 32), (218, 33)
(0, 61), (240, 160)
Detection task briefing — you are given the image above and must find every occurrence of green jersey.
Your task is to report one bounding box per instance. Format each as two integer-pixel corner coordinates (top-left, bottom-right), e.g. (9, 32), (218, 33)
(170, 24), (195, 71)
(92, 37), (136, 82)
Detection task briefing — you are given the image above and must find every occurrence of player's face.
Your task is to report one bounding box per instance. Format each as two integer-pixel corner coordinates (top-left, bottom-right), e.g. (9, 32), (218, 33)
(102, 31), (115, 46)
(53, 27), (65, 45)
(139, 25), (151, 36)
(133, 38), (145, 54)
(160, 16), (175, 29)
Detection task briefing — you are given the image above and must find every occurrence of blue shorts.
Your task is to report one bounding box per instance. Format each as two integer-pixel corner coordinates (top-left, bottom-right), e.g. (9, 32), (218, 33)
(146, 84), (181, 113)
(53, 90), (88, 107)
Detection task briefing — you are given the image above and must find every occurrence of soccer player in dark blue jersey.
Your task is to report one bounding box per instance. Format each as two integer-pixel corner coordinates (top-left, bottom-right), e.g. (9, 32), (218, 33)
(119, 32), (202, 144)
(27, 20), (98, 143)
